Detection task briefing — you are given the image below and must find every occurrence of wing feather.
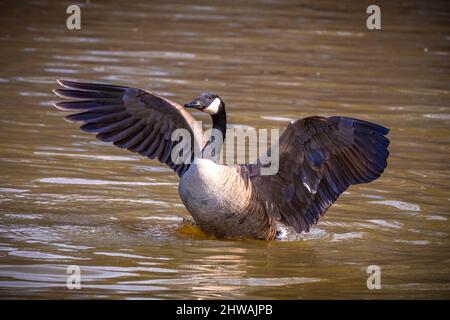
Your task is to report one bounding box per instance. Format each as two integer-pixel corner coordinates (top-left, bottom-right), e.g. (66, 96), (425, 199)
(247, 116), (390, 233)
(53, 79), (205, 176)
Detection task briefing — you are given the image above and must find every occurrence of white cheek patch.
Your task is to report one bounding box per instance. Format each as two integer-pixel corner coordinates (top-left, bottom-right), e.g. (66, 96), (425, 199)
(204, 98), (221, 114)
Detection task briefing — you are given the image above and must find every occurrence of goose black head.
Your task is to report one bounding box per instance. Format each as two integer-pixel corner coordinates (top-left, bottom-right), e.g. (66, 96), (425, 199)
(184, 92), (224, 115)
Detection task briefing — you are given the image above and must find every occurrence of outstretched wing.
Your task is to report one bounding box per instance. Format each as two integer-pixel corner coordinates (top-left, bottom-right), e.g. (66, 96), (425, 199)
(53, 79), (205, 176)
(248, 116), (390, 233)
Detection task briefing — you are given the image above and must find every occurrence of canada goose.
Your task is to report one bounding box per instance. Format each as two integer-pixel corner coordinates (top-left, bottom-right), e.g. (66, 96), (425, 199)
(53, 80), (390, 240)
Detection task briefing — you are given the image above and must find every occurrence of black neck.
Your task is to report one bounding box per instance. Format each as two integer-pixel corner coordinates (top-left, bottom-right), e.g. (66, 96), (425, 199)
(211, 106), (227, 142)
(202, 103), (226, 160)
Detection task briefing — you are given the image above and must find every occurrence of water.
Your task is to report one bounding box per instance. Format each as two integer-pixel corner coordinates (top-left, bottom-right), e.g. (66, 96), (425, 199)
(0, 0), (449, 299)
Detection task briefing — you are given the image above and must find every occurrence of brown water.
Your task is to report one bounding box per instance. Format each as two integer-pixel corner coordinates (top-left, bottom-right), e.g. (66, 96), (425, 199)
(0, 0), (449, 299)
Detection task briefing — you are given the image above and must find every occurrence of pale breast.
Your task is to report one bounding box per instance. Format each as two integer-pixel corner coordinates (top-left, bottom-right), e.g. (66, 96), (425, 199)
(178, 159), (253, 238)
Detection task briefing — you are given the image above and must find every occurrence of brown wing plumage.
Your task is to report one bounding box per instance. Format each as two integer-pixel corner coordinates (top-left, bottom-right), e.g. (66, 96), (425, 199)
(53, 79), (205, 176)
(248, 116), (390, 233)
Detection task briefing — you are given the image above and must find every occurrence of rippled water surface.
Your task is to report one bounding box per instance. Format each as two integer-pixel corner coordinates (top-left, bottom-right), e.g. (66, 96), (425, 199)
(0, 0), (449, 299)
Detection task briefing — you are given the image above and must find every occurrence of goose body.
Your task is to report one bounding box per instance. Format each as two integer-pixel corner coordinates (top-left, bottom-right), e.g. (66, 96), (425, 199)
(179, 159), (276, 239)
(53, 80), (390, 240)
